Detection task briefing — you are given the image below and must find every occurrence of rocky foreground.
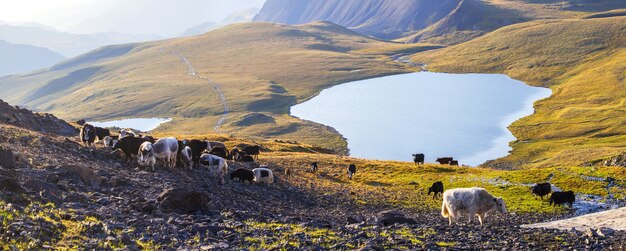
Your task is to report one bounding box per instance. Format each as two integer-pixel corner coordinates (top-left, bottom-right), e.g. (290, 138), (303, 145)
(0, 104), (625, 250)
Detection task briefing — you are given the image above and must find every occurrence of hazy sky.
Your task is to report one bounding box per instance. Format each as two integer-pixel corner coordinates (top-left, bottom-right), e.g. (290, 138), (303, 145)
(0, 0), (266, 36)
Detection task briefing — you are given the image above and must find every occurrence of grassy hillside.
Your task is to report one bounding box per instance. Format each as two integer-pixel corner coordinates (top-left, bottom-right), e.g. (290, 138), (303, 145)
(411, 16), (626, 168)
(0, 22), (432, 152)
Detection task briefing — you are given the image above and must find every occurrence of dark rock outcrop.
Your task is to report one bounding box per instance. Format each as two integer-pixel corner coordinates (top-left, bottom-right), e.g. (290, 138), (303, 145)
(157, 188), (212, 214)
(375, 210), (417, 226)
(0, 146), (16, 169)
(0, 99), (77, 136)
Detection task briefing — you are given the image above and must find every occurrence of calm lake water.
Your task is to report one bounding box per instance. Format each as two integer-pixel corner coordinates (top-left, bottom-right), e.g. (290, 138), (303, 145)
(291, 72), (551, 166)
(89, 118), (172, 132)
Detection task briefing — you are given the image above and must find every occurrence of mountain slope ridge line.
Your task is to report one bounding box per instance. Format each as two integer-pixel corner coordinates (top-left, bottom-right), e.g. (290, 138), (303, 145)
(172, 51), (229, 131)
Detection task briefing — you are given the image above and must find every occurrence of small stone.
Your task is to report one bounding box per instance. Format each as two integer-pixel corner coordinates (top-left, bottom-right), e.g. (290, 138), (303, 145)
(597, 227), (615, 237)
(585, 228), (598, 237)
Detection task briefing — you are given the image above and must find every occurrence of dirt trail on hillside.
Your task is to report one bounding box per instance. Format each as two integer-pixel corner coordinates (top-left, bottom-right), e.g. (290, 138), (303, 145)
(522, 207), (626, 231)
(173, 52), (229, 130)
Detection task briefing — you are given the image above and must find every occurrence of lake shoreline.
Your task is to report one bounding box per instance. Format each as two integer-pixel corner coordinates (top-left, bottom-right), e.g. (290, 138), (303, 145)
(291, 72), (551, 166)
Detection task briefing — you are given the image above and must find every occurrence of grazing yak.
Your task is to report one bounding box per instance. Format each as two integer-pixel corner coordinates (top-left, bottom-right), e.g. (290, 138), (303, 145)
(230, 168), (255, 183)
(209, 146), (229, 159)
(412, 153), (425, 165)
(229, 147), (240, 161)
(347, 164), (356, 179)
(188, 140), (211, 168)
(549, 191), (575, 207)
(208, 141), (226, 149)
(94, 127), (110, 141)
(238, 154), (255, 162)
(119, 129), (136, 138)
(531, 183), (552, 200)
(153, 137), (178, 169)
(441, 187), (507, 226)
(103, 136), (115, 148)
(138, 142), (157, 171)
(112, 136), (149, 162)
(179, 146), (193, 170)
(428, 181), (444, 199)
(436, 157), (453, 165)
(142, 135), (156, 143)
(80, 124), (96, 146)
(252, 167), (274, 184)
(199, 153), (228, 184)
(310, 162), (318, 172)
(242, 145), (261, 159)
(284, 168), (291, 178)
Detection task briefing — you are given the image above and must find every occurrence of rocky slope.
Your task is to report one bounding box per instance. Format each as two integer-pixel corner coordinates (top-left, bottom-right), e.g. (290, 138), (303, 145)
(254, 0), (529, 43)
(0, 99), (76, 136)
(1, 104), (625, 250)
(254, 0), (461, 39)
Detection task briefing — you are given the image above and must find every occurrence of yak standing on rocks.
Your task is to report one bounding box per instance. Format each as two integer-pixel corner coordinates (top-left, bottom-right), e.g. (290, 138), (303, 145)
(179, 146), (193, 170)
(94, 127), (110, 141)
(252, 167), (274, 184)
(188, 139), (210, 168)
(242, 145), (261, 160)
(310, 162), (318, 172)
(80, 124), (96, 146)
(347, 164), (356, 179)
(138, 142), (157, 171)
(199, 153), (228, 184)
(549, 191), (575, 207)
(112, 136), (149, 162)
(152, 137), (179, 169)
(230, 168), (254, 183)
(441, 187), (507, 226)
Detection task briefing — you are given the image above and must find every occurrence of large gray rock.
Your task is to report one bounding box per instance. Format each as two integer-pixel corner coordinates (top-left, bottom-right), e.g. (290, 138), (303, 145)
(157, 188), (212, 214)
(375, 210), (416, 226)
(0, 147), (16, 169)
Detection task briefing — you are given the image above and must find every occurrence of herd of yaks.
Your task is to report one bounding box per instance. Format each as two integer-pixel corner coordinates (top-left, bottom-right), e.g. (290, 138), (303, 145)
(78, 123), (577, 226)
(78, 123), (359, 185)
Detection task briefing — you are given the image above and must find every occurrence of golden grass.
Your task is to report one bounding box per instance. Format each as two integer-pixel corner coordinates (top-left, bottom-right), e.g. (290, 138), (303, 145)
(411, 16), (626, 168)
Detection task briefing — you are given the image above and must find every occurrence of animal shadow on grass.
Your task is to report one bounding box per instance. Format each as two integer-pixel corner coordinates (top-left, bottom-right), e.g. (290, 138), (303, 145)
(365, 181), (391, 187)
(433, 167), (456, 173)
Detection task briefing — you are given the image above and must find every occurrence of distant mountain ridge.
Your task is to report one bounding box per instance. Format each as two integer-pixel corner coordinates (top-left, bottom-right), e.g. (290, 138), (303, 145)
(254, 0), (463, 39)
(0, 23), (160, 57)
(0, 40), (65, 77)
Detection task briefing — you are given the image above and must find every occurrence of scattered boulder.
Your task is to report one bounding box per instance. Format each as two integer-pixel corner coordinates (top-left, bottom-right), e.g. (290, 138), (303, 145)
(58, 165), (99, 186)
(0, 147), (16, 169)
(347, 215), (365, 224)
(0, 168), (24, 194)
(157, 188), (212, 214)
(23, 179), (63, 204)
(597, 227), (615, 237)
(375, 210), (416, 226)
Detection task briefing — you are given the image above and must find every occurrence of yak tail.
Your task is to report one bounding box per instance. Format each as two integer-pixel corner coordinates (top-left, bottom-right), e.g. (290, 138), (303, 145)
(441, 202), (450, 218)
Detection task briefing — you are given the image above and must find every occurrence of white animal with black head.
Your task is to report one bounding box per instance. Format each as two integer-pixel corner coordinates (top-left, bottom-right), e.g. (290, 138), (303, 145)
(441, 187), (507, 226)
(199, 153), (228, 184)
(138, 142), (156, 171)
(152, 137), (179, 169)
(180, 146), (193, 170)
(252, 167), (274, 185)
